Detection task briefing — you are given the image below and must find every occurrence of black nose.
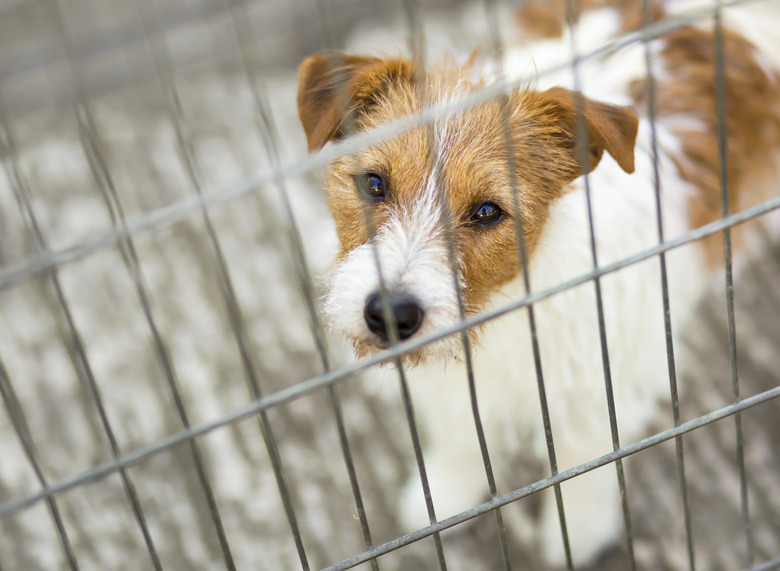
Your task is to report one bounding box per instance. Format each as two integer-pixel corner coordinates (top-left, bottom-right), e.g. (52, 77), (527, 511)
(364, 292), (424, 342)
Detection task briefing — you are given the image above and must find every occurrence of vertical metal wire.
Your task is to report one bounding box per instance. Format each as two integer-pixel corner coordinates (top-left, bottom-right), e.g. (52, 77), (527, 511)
(310, 0), (448, 566)
(639, 1), (696, 568)
(0, 355), (79, 570)
(431, 168), (514, 571)
(475, 8), (577, 567)
(362, 13), (449, 571)
(398, 0), (509, 564)
(341, 28), (443, 565)
(48, 0), (267, 567)
(397, 0), (513, 567)
(481, 0), (583, 566)
(357, 191), (450, 570)
(6, 138), (151, 567)
(426, 78), (514, 571)
(310, 0), (434, 565)
(395, 367), (450, 571)
(712, 3), (753, 566)
(562, 1), (635, 566)
(0, 19), (162, 561)
(223, 1), (379, 568)
(134, 0), (318, 568)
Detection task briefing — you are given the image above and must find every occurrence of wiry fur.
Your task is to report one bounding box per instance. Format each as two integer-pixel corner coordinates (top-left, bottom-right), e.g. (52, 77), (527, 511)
(323, 190), (464, 362)
(298, 1), (780, 567)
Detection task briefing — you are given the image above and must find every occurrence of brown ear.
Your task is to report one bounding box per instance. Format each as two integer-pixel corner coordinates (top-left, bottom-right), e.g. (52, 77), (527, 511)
(297, 54), (415, 152)
(541, 86), (639, 175)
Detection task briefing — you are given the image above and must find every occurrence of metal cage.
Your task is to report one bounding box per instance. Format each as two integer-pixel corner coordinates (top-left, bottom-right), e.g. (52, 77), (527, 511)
(1, 0), (779, 570)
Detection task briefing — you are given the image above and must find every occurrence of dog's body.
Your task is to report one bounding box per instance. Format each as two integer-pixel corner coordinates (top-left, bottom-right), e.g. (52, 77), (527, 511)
(297, 1), (780, 566)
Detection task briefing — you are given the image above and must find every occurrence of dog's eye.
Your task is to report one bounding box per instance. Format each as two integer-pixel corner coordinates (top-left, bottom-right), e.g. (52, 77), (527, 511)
(471, 202), (503, 225)
(356, 173), (386, 200)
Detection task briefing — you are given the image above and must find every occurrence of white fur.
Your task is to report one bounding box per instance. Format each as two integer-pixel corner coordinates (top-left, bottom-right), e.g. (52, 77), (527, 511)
(396, 4), (780, 566)
(325, 2), (780, 566)
(324, 188), (463, 358)
(398, 119), (705, 565)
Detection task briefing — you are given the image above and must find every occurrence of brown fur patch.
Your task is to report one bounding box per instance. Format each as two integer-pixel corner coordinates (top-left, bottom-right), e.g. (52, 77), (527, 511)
(299, 55), (637, 313)
(629, 25), (780, 264)
(514, 0), (665, 40)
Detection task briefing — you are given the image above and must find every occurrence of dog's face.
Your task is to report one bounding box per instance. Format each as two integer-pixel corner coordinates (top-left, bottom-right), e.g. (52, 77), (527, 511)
(297, 54), (638, 363)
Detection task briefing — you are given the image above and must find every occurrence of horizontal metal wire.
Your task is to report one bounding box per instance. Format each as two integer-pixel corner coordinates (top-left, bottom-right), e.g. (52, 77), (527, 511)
(639, 1), (696, 566)
(567, 1), (635, 565)
(0, 193), (778, 521)
(749, 557), (780, 571)
(712, 4), (755, 566)
(2, 2), (778, 568)
(0, 0), (757, 292)
(322, 384), (780, 571)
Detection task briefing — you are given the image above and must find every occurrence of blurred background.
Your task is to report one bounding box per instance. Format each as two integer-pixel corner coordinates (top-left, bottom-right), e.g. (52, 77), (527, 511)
(0, 0), (778, 569)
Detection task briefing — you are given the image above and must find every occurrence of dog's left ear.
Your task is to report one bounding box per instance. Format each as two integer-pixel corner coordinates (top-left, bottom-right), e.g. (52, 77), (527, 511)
(541, 86), (639, 175)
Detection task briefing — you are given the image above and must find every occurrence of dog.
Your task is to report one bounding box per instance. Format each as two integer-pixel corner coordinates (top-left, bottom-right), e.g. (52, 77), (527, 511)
(296, 0), (780, 566)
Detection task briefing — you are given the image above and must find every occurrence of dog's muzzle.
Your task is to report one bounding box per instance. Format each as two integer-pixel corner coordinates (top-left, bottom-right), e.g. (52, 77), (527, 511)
(363, 291), (424, 342)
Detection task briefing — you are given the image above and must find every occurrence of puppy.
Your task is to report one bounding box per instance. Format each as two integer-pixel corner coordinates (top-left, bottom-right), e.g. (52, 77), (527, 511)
(297, 1), (780, 566)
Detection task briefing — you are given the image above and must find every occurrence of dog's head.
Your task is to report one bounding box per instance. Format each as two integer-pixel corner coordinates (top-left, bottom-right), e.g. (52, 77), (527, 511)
(297, 53), (638, 363)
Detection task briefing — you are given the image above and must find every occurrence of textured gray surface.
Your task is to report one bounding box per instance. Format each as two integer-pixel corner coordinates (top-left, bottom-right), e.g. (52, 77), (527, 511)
(0, 1), (779, 570)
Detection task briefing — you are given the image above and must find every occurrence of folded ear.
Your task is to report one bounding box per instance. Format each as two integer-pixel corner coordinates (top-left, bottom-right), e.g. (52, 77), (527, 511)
(297, 54), (415, 152)
(541, 86), (639, 176)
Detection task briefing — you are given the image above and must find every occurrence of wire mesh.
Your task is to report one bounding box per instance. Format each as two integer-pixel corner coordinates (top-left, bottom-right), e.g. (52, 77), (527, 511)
(1, 0), (779, 570)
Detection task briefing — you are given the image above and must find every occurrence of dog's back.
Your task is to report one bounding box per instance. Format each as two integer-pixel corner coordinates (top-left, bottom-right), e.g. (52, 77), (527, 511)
(512, 1), (780, 261)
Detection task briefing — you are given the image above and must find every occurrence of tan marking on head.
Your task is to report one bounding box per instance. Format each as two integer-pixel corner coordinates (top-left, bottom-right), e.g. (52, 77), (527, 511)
(630, 26), (780, 265)
(300, 54), (638, 319)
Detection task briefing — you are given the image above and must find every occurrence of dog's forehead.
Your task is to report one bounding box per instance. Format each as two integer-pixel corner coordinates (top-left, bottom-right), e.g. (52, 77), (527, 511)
(353, 94), (514, 207)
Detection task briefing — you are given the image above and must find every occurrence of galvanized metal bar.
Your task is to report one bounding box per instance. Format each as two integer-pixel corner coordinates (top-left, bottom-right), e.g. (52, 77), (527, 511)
(397, 0), (513, 566)
(482, 0), (576, 567)
(131, 1), (261, 569)
(309, 0), (450, 566)
(224, 0), (378, 567)
(0, 24), (160, 561)
(713, 3), (753, 566)
(0, 0), (760, 118)
(563, 1), (634, 566)
(0, 192), (772, 522)
(748, 556), (780, 571)
(640, 1), (696, 568)
(373, 3), (449, 567)
(2, 332), (779, 525)
(1, 191), (779, 525)
(321, 384), (780, 570)
(0, 355), (79, 570)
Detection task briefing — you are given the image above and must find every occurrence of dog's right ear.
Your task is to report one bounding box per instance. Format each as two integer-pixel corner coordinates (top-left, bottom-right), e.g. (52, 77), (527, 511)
(297, 54), (415, 152)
